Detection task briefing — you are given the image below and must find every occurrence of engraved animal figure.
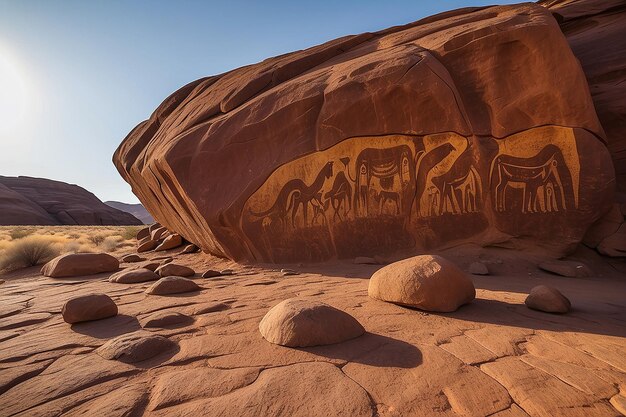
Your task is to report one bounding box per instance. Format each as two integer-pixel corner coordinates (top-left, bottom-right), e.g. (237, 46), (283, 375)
(249, 161), (334, 228)
(374, 190), (400, 215)
(323, 171), (352, 222)
(493, 154), (566, 213)
(432, 166), (481, 215)
(413, 142), (456, 217)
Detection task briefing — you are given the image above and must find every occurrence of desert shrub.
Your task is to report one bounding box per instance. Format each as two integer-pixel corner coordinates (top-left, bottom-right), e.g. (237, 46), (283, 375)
(63, 241), (82, 253)
(100, 236), (119, 252)
(121, 226), (143, 240)
(0, 236), (60, 271)
(67, 233), (81, 239)
(9, 227), (34, 240)
(88, 233), (109, 246)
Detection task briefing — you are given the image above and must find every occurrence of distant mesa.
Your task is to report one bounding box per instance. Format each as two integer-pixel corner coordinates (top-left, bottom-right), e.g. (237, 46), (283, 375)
(114, 1), (617, 262)
(105, 201), (154, 224)
(0, 176), (142, 226)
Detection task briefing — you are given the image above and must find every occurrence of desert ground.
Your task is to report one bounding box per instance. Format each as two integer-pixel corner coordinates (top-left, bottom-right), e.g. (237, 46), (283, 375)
(0, 227), (625, 417)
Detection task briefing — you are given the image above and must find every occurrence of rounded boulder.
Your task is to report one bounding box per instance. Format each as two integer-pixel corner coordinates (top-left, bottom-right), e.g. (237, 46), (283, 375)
(109, 268), (160, 284)
(259, 298), (365, 347)
(525, 285), (571, 314)
(368, 255), (475, 312)
(156, 263), (195, 277)
(146, 276), (200, 295)
(41, 253), (119, 278)
(62, 293), (118, 324)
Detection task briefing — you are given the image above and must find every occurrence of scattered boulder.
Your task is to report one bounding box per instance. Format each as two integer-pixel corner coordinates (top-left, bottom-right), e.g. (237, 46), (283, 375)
(149, 223), (162, 233)
(41, 253), (119, 278)
(140, 261), (161, 272)
(62, 293), (118, 324)
(281, 268), (299, 276)
(259, 298), (365, 347)
(178, 244), (199, 255)
(121, 254), (145, 263)
(137, 240), (159, 253)
(202, 269), (222, 278)
(469, 262), (489, 275)
(96, 331), (176, 363)
(538, 261), (591, 278)
(525, 285), (571, 314)
(151, 226), (167, 241)
(136, 226), (150, 240)
(109, 268), (160, 284)
(155, 234), (183, 251)
(220, 269), (234, 275)
(146, 277), (200, 295)
(142, 311), (192, 328)
(368, 255), (475, 312)
(156, 263), (195, 277)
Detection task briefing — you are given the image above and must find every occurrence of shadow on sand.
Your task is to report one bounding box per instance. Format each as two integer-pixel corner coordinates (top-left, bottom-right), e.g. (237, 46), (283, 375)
(71, 314), (141, 339)
(300, 332), (422, 368)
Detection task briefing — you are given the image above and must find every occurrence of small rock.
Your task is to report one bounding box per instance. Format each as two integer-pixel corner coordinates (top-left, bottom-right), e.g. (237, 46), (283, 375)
(202, 269), (222, 278)
(121, 254), (145, 263)
(259, 298), (365, 347)
(368, 254), (475, 312)
(97, 331), (176, 363)
(109, 268), (160, 284)
(41, 253), (119, 278)
(178, 244), (199, 255)
(146, 277), (200, 295)
(354, 256), (378, 265)
(150, 226), (168, 241)
(156, 263), (195, 277)
(136, 227), (150, 240)
(142, 311), (192, 328)
(220, 269), (234, 275)
(62, 293), (118, 324)
(193, 302), (231, 314)
(538, 261), (591, 278)
(0, 280), (5, 285)
(140, 261), (161, 272)
(469, 262), (489, 275)
(280, 268), (299, 276)
(610, 393), (626, 416)
(137, 240), (159, 253)
(155, 234), (183, 251)
(148, 222), (162, 233)
(525, 285), (571, 314)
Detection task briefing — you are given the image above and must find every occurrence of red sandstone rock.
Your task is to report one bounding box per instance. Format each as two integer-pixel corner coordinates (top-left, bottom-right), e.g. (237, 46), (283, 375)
(62, 293), (118, 324)
(109, 268), (160, 284)
(114, 3), (613, 262)
(0, 176), (142, 226)
(156, 263), (195, 277)
(41, 253), (119, 278)
(146, 276), (200, 295)
(155, 234), (183, 251)
(368, 255), (475, 312)
(137, 240), (159, 253)
(525, 285), (571, 313)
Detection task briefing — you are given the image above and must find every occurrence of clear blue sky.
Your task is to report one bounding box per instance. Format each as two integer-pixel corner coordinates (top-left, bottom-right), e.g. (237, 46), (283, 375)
(0, 0), (520, 204)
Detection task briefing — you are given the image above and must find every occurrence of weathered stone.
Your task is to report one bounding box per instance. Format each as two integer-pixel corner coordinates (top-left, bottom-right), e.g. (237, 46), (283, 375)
(202, 269), (222, 278)
(368, 255), (475, 312)
(109, 268), (159, 284)
(62, 294), (118, 324)
(156, 263), (195, 277)
(146, 277), (200, 295)
(114, 3), (613, 263)
(538, 261), (591, 278)
(121, 254), (145, 263)
(96, 331), (176, 363)
(136, 226), (150, 240)
(41, 253), (119, 278)
(259, 298), (365, 347)
(155, 234), (183, 251)
(151, 226), (167, 241)
(178, 244), (199, 254)
(141, 311), (192, 328)
(137, 239), (159, 253)
(525, 285), (571, 313)
(469, 262), (489, 275)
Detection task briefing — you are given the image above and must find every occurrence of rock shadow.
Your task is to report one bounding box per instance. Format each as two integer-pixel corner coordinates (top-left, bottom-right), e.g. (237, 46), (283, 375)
(71, 314), (141, 339)
(300, 332), (422, 368)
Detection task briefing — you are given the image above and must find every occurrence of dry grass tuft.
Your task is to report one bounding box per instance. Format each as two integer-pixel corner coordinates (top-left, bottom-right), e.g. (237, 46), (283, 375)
(0, 236), (60, 272)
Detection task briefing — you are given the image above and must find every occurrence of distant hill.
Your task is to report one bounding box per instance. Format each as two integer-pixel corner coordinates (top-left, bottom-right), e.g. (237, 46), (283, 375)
(105, 201), (154, 224)
(0, 176), (143, 226)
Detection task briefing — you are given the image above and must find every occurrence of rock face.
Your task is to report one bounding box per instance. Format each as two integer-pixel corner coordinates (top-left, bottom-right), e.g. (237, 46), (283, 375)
(114, 3), (614, 262)
(104, 201), (154, 224)
(368, 255), (475, 312)
(525, 285), (571, 313)
(0, 176), (142, 226)
(41, 253), (120, 278)
(540, 0), (626, 194)
(62, 293), (118, 324)
(259, 298), (365, 347)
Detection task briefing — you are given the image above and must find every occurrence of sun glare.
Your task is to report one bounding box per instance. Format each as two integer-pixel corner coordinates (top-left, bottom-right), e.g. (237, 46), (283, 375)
(0, 45), (32, 137)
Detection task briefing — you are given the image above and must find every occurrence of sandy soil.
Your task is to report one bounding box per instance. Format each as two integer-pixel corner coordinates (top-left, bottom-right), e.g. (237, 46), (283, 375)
(0, 243), (625, 416)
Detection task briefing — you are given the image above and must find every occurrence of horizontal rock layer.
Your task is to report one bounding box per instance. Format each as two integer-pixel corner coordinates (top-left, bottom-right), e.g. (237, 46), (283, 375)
(114, 3), (614, 262)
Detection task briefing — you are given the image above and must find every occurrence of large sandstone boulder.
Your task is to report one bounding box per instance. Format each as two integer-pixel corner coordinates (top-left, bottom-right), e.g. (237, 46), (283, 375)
(114, 3), (614, 262)
(0, 176), (142, 226)
(62, 293), (118, 324)
(541, 0), (626, 194)
(368, 255), (475, 312)
(259, 298), (365, 347)
(41, 253), (119, 278)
